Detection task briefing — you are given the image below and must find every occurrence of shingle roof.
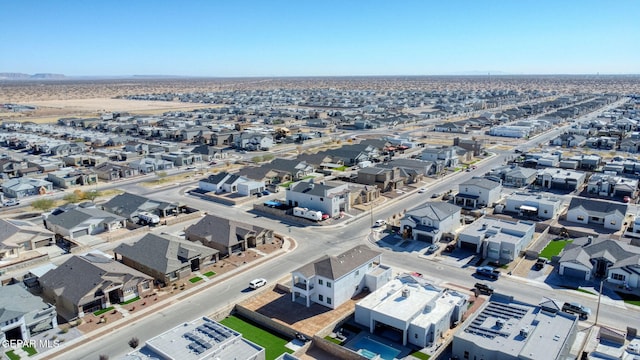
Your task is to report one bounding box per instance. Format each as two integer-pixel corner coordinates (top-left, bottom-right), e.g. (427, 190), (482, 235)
(568, 197), (628, 218)
(405, 202), (461, 221)
(39, 253), (152, 305)
(460, 177), (502, 190)
(0, 285), (53, 324)
(294, 245), (381, 280)
(113, 233), (218, 275)
(185, 214), (267, 247)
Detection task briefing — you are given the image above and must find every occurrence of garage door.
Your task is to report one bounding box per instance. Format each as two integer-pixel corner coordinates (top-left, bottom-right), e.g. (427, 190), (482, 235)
(459, 241), (478, 252)
(72, 229), (89, 238)
(416, 233), (432, 242)
(561, 266), (587, 280)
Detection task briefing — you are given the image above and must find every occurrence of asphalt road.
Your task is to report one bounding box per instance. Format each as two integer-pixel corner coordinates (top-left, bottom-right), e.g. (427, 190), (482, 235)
(42, 98), (640, 360)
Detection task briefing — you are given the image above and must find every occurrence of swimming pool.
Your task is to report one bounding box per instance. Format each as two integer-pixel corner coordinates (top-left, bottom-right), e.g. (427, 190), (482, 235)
(353, 337), (401, 360)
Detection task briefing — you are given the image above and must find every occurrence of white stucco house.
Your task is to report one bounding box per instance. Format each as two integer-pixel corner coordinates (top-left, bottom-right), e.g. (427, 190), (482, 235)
(290, 245), (392, 309)
(355, 274), (468, 347)
(454, 177), (502, 209)
(504, 192), (562, 220)
(286, 180), (350, 218)
(565, 197), (628, 231)
(399, 202), (461, 243)
(457, 217), (535, 262)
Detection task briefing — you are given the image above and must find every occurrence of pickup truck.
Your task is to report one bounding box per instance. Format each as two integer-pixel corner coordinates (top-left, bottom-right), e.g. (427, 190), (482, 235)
(475, 266), (501, 279)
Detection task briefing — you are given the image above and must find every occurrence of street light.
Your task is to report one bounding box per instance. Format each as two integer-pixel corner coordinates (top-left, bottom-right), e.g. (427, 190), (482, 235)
(595, 277), (610, 326)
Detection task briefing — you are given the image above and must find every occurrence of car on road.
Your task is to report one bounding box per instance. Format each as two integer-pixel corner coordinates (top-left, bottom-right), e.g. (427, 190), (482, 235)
(374, 219), (386, 227)
(418, 188), (427, 194)
(561, 302), (591, 320)
(262, 190), (270, 196)
(474, 282), (494, 295)
(249, 278), (267, 290)
(425, 244), (440, 254)
(431, 193), (441, 199)
(2, 199), (19, 207)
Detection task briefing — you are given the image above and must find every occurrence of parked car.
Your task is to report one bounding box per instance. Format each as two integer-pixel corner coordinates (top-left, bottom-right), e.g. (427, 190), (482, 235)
(249, 278), (267, 290)
(418, 188), (427, 194)
(562, 302), (591, 320)
(2, 199), (19, 207)
(431, 193), (441, 199)
(262, 190), (270, 195)
(533, 258), (547, 271)
(474, 282), (494, 295)
(425, 244), (440, 254)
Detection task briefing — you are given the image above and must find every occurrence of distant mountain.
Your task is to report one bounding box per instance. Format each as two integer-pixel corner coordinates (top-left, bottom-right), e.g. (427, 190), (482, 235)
(0, 72), (66, 80)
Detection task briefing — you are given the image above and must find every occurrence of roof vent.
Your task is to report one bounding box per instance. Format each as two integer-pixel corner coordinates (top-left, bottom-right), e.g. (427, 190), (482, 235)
(520, 327), (530, 338)
(482, 223), (488, 230)
(496, 319), (505, 329)
(402, 288), (410, 298)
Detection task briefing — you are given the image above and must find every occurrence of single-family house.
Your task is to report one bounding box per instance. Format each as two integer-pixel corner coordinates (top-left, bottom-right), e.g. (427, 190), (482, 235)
(356, 167), (407, 192)
(586, 173), (638, 200)
(0, 219), (55, 260)
(198, 172), (265, 196)
(487, 165), (537, 188)
(128, 157), (174, 174)
(504, 193), (562, 220)
(114, 233), (219, 285)
(420, 147), (459, 168)
(39, 252), (153, 318)
(94, 162), (139, 181)
(454, 178), (502, 209)
(291, 245), (392, 309)
(536, 168), (587, 191)
(101, 192), (180, 221)
(355, 274), (468, 347)
(559, 237), (640, 288)
(457, 217), (535, 262)
(565, 197), (628, 231)
(46, 167), (98, 189)
(0, 285), (58, 343)
(1, 178), (53, 198)
(43, 204), (127, 240)
(185, 214), (274, 257)
(286, 180), (350, 217)
(399, 202), (462, 243)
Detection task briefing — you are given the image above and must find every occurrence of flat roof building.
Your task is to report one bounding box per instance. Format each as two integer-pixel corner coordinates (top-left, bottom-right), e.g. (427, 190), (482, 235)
(453, 294), (578, 360)
(128, 317), (265, 360)
(355, 274), (468, 347)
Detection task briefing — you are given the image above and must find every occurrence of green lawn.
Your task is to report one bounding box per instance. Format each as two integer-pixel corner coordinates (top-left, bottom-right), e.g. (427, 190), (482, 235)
(615, 291), (640, 306)
(324, 335), (343, 345)
(220, 315), (293, 360)
(93, 306), (114, 316)
(203, 271), (216, 277)
(279, 181), (294, 188)
(5, 350), (20, 360)
(189, 276), (203, 283)
(120, 296), (140, 305)
(576, 288), (596, 295)
(539, 239), (573, 259)
(334, 166), (348, 171)
(23, 346), (37, 356)
(410, 351), (431, 360)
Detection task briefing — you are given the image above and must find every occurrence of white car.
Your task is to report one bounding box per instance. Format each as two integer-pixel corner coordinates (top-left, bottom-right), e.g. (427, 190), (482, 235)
(374, 219), (386, 227)
(418, 188), (427, 194)
(3, 199), (19, 207)
(249, 278), (267, 289)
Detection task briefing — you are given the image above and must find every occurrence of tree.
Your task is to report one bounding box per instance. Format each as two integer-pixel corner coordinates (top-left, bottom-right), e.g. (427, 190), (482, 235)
(262, 154), (275, 161)
(31, 198), (56, 211)
(63, 192), (81, 203)
(85, 190), (101, 202)
(128, 337), (139, 349)
(251, 156), (263, 163)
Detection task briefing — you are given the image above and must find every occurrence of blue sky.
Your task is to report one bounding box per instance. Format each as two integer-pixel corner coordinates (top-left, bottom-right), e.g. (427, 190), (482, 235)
(1, 0), (638, 76)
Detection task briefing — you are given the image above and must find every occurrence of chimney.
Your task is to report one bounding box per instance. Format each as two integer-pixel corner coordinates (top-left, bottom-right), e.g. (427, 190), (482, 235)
(482, 223), (488, 230)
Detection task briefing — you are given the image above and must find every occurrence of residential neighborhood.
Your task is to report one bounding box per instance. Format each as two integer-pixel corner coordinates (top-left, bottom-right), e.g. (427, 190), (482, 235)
(1, 77), (640, 360)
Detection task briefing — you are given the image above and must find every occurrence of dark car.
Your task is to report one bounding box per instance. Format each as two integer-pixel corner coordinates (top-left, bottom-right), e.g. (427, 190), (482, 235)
(474, 282), (494, 295)
(562, 302), (591, 320)
(533, 258), (546, 271)
(262, 190), (270, 195)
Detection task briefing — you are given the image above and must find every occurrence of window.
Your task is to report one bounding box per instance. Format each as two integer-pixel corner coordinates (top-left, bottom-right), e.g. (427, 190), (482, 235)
(612, 273), (626, 281)
(355, 270), (360, 276)
(577, 216), (585, 221)
(320, 197), (324, 202)
(318, 279), (323, 285)
(327, 297), (332, 304)
(327, 281), (332, 288)
(543, 210), (548, 214)
(610, 220), (616, 225)
(464, 351), (469, 359)
(318, 294), (324, 301)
